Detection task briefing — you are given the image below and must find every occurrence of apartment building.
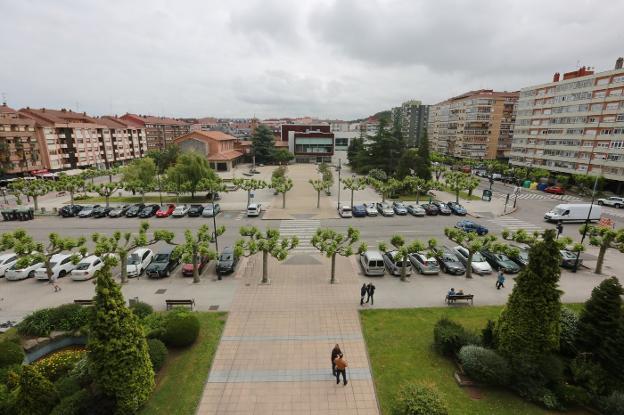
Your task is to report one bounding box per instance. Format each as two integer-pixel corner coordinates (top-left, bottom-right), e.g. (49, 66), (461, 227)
(0, 104), (45, 175)
(391, 100), (430, 147)
(280, 124), (334, 163)
(95, 116), (148, 165)
(120, 113), (191, 150)
(510, 58), (624, 186)
(429, 90), (519, 160)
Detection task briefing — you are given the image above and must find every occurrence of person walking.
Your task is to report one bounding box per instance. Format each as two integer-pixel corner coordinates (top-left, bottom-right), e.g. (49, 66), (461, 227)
(334, 354), (348, 386)
(366, 283), (376, 305)
(556, 221), (564, 239)
(331, 344), (342, 376)
(50, 273), (61, 292)
(496, 272), (505, 290)
(360, 284), (367, 306)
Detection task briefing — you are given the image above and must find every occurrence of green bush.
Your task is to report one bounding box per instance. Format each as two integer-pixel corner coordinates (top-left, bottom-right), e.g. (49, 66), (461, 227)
(559, 307), (578, 357)
(142, 312), (167, 340)
(570, 356), (611, 397)
(555, 383), (590, 408)
(54, 376), (81, 399)
(49, 389), (90, 415)
(0, 383), (15, 415)
(68, 358), (91, 387)
(0, 341), (25, 368)
(162, 309), (200, 347)
(0, 364), (22, 387)
(458, 345), (511, 385)
(32, 350), (86, 382)
(17, 308), (53, 337)
(433, 317), (479, 357)
(597, 391), (624, 415)
(17, 304), (89, 337)
(510, 355), (565, 410)
(481, 320), (497, 349)
(147, 339), (168, 371)
(130, 301), (153, 320)
(394, 382), (448, 415)
(14, 365), (59, 415)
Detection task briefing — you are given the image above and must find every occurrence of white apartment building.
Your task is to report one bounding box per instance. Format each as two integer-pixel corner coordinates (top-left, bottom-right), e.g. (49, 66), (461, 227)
(510, 58), (624, 187)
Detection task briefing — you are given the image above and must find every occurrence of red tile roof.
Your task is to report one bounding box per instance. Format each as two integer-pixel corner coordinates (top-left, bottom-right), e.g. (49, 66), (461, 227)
(174, 130), (238, 143)
(19, 108), (99, 125)
(96, 116), (133, 129)
(0, 104), (17, 115)
(122, 113), (189, 126)
(207, 150), (243, 161)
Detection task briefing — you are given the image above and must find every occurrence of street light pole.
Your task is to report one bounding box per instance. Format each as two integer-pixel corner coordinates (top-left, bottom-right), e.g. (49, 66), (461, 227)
(337, 158), (342, 210)
(572, 175), (598, 273)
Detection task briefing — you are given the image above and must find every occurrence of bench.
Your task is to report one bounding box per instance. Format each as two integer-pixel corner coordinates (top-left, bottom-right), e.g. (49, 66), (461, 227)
(165, 299), (195, 311)
(445, 294), (474, 305)
(74, 299), (94, 306)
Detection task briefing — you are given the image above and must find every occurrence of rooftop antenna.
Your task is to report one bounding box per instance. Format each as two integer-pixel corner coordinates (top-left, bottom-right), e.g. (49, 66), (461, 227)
(1, 92), (6, 106)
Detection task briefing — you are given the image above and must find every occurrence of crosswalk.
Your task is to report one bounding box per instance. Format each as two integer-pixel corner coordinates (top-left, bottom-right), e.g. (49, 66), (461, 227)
(487, 217), (545, 233)
(491, 191), (581, 202)
(602, 207), (624, 219)
(278, 219), (320, 254)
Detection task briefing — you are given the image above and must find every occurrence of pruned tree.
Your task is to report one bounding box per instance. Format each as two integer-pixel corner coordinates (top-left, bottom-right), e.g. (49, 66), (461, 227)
(271, 176), (294, 208)
(171, 225), (223, 283)
(402, 177), (437, 204)
(444, 227), (497, 278)
(432, 163), (447, 182)
(9, 178), (51, 211)
(502, 228), (583, 255)
(378, 235), (436, 282)
(80, 168), (100, 185)
(444, 171), (467, 204)
(311, 227), (365, 284)
(309, 179), (327, 208)
(123, 157), (157, 203)
(0, 229), (40, 271)
(235, 227), (298, 284)
(465, 175), (480, 197)
(88, 182), (122, 208)
(30, 233), (86, 282)
(232, 178), (267, 206)
(273, 148), (294, 165)
(341, 176), (368, 207)
(370, 177), (402, 202)
(55, 174), (85, 205)
(578, 224), (624, 274)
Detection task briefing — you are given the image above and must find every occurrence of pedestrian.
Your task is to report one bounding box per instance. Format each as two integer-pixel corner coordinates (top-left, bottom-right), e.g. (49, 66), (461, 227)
(496, 272), (505, 290)
(556, 221), (564, 239)
(360, 284), (367, 306)
(331, 344), (342, 376)
(334, 354), (348, 386)
(366, 283), (376, 305)
(50, 273), (61, 292)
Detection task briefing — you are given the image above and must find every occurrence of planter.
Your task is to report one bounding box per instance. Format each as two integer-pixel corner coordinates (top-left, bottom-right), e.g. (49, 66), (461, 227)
(22, 331), (87, 364)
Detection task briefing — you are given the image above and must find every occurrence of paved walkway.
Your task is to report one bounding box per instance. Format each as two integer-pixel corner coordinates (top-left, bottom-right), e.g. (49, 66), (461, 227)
(196, 254), (379, 415)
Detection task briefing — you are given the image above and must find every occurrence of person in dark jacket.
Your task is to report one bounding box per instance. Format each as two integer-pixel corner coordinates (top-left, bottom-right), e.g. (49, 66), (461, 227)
(334, 354), (348, 386)
(331, 344), (342, 376)
(360, 284), (367, 306)
(366, 283), (376, 305)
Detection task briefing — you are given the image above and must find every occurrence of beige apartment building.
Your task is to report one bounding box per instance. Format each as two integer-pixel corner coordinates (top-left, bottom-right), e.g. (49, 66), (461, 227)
(96, 116), (148, 165)
(510, 58), (624, 186)
(428, 90), (518, 160)
(0, 104), (46, 175)
(120, 113), (190, 150)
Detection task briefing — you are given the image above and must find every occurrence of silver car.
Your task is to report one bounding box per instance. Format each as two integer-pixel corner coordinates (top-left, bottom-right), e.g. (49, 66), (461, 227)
(376, 202), (395, 217)
(453, 246), (493, 275)
(202, 203), (221, 217)
(409, 252), (440, 275)
(382, 250), (412, 276)
(392, 202), (408, 215)
(406, 204), (426, 216)
(365, 203), (378, 216)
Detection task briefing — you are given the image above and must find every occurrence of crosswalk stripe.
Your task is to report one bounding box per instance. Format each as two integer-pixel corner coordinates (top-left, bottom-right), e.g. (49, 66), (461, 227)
(279, 219), (320, 253)
(487, 217), (544, 232)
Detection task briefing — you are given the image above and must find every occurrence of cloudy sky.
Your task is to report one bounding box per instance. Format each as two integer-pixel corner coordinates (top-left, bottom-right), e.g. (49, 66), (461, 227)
(2, 0), (623, 119)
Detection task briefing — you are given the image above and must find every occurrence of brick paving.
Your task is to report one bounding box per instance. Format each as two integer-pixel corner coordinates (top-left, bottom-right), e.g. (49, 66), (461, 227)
(196, 254), (380, 415)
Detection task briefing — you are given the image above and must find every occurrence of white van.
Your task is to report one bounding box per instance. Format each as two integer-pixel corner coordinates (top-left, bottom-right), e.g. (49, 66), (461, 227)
(359, 251), (385, 276)
(338, 205), (352, 218)
(544, 204), (602, 223)
(247, 203), (261, 217)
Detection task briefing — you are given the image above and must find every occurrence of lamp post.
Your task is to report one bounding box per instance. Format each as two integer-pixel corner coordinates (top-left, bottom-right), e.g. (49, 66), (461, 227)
(572, 175), (598, 273)
(337, 158), (342, 210)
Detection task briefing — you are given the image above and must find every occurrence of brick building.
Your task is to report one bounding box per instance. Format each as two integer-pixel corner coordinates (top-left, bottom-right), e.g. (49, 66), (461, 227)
(120, 113), (191, 150)
(0, 104), (45, 175)
(280, 124), (334, 163)
(173, 131), (245, 171)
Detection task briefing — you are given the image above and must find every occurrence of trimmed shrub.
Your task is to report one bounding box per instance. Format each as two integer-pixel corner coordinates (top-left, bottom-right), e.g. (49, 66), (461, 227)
(394, 382), (448, 415)
(50, 389), (90, 415)
(597, 391), (624, 415)
(555, 383), (591, 408)
(14, 365), (59, 415)
(0, 341), (25, 368)
(162, 309), (200, 347)
(32, 349), (86, 382)
(0, 364), (22, 387)
(433, 318), (479, 357)
(17, 304), (90, 337)
(570, 356), (611, 397)
(559, 307), (578, 357)
(481, 320), (497, 349)
(142, 312), (167, 340)
(147, 339), (168, 371)
(0, 328), (20, 344)
(17, 308), (53, 337)
(54, 375), (81, 399)
(130, 301), (153, 320)
(458, 345), (511, 385)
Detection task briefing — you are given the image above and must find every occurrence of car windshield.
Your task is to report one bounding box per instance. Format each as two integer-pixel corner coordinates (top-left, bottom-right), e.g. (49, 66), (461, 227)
(561, 251), (575, 259)
(519, 251), (529, 260)
(472, 252), (485, 262)
(220, 254), (233, 261)
(443, 254), (457, 261)
(154, 254), (169, 262)
(75, 262), (90, 270)
(128, 254), (141, 265)
(496, 254), (511, 261)
(425, 260), (437, 266)
(552, 207), (565, 215)
(48, 262), (57, 268)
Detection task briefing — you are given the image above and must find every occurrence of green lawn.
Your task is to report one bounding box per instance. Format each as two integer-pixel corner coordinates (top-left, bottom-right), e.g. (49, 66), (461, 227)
(397, 191), (481, 203)
(75, 195), (216, 204)
(139, 312), (226, 415)
(361, 305), (584, 415)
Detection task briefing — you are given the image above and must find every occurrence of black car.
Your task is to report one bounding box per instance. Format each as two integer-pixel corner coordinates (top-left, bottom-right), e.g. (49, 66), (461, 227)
(145, 247), (179, 278)
(138, 204), (160, 218)
(216, 247), (239, 276)
(433, 202), (452, 215)
(59, 205), (83, 217)
(508, 245), (529, 268)
(92, 206), (113, 218)
(187, 204), (205, 217)
(421, 203), (439, 216)
(125, 203), (146, 218)
(435, 248), (466, 275)
(108, 204), (130, 218)
(481, 250), (521, 273)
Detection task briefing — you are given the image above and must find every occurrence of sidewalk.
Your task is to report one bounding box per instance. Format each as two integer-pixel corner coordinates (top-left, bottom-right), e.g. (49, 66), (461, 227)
(196, 254), (380, 415)
(430, 189), (510, 218)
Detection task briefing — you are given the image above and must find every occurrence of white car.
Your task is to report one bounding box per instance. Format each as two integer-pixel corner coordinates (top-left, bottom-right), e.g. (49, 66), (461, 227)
(247, 203), (261, 217)
(126, 248), (154, 278)
(70, 255), (104, 281)
(597, 197), (624, 208)
(453, 246), (493, 275)
(338, 205), (352, 218)
(0, 253), (18, 278)
(5, 260), (44, 281)
(172, 205), (190, 217)
(35, 253), (80, 280)
(365, 203), (378, 216)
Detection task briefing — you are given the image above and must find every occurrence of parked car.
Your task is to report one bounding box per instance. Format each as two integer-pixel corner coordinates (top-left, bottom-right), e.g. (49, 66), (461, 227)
(156, 204), (176, 218)
(70, 255), (104, 281)
(453, 246), (492, 275)
(447, 202), (467, 216)
(421, 203), (439, 216)
(247, 203), (261, 217)
(560, 249), (582, 269)
(359, 250), (385, 276)
(172, 204), (190, 217)
(352, 204), (367, 217)
(188, 204), (205, 217)
(435, 248), (466, 275)
(125, 203), (146, 218)
(5, 259), (44, 281)
(455, 220), (488, 235)
(182, 255), (210, 277)
(92, 206), (113, 218)
(382, 250), (412, 276)
(216, 247), (239, 276)
(126, 248), (154, 278)
(597, 196), (624, 208)
(59, 205), (83, 217)
(35, 253), (80, 280)
(364, 203), (378, 216)
(338, 205), (353, 218)
(108, 204), (130, 218)
(0, 252), (18, 278)
(509, 245), (530, 268)
(545, 186), (565, 195)
(433, 202), (452, 215)
(408, 252), (440, 275)
(77, 205), (100, 218)
(392, 202), (408, 215)
(376, 202), (395, 217)
(146, 247), (179, 278)
(481, 250), (521, 273)
(406, 204), (426, 216)
(202, 203), (221, 217)
(205, 192), (221, 201)
(138, 204), (160, 218)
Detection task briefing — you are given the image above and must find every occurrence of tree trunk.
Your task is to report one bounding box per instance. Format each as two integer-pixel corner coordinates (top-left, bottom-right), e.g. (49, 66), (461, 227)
(595, 244), (608, 274)
(382, 192), (386, 203)
(416, 191), (420, 204)
(330, 253), (336, 284)
(120, 254), (128, 283)
(455, 190), (459, 204)
(282, 192), (286, 209)
(261, 250), (268, 284)
(45, 258), (53, 281)
(108, 173), (113, 183)
(350, 189), (354, 208)
(466, 251), (473, 279)
(247, 190), (251, 206)
(33, 195), (39, 211)
(141, 191), (145, 204)
(401, 259), (407, 282)
(193, 251), (200, 283)
(468, 188), (474, 197)
(70, 190), (75, 205)
(105, 195), (110, 208)
(316, 190), (320, 209)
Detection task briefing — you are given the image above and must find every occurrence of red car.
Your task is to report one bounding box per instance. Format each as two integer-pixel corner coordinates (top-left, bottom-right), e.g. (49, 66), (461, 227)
(155, 204), (176, 218)
(545, 186), (565, 195)
(182, 256), (210, 277)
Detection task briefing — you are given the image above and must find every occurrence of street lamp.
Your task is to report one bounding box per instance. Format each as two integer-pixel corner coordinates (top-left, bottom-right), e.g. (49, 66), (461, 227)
(572, 175), (598, 273)
(336, 158), (342, 210)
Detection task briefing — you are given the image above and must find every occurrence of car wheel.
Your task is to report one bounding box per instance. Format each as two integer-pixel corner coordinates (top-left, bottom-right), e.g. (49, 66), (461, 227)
(59, 270), (66, 278)
(598, 201), (604, 206)
(615, 204), (621, 208)
(165, 270), (169, 277)
(28, 271), (35, 278)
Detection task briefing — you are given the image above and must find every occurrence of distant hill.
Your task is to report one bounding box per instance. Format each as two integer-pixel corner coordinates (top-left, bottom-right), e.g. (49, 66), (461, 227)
(349, 109), (390, 123)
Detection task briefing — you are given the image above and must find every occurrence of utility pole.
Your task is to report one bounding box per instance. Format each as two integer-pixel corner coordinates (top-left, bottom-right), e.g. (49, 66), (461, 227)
(572, 175), (598, 273)
(337, 158), (342, 210)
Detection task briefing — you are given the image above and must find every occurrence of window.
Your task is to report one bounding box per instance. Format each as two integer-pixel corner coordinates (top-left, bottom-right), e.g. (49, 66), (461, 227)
(596, 78), (610, 86)
(606, 102), (619, 110)
(594, 91), (607, 98)
(613, 75), (624, 84)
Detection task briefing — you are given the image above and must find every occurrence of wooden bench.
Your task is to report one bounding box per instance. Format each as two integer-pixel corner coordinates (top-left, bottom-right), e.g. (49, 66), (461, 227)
(74, 299), (94, 306)
(165, 299), (195, 310)
(445, 294), (474, 305)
